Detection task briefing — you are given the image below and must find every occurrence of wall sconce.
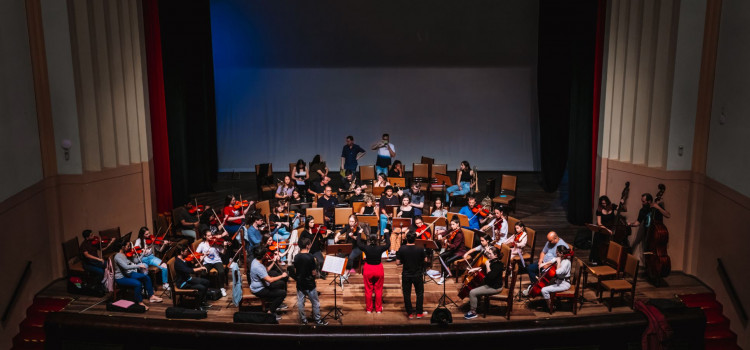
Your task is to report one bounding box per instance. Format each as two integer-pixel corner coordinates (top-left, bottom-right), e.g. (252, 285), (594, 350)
(61, 139), (72, 161)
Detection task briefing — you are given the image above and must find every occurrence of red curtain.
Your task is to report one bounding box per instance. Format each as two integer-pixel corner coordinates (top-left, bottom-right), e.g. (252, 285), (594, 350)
(592, 0), (606, 202)
(143, 0), (173, 213)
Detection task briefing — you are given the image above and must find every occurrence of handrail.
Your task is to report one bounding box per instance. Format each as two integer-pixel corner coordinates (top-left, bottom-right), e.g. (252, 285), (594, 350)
(2, 261), (31, 325)
(717, 258), (748, 326)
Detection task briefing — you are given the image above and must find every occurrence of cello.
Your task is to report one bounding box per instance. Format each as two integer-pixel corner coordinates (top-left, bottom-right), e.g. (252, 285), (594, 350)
(527, 248), (575, 297)
(644, 184), (671, 283)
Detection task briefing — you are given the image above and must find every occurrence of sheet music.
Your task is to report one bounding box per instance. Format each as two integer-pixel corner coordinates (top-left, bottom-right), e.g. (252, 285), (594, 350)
(322, 256), (347, 275)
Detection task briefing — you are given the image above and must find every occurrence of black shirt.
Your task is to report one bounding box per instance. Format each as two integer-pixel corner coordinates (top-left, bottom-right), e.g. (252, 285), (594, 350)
(310, 181), (326, 194)
(317, 196), (338, 219)
(484, 260), (505, 289)
(361, 205), (376, 215)
(174, 207), (198, 229)
(397, 245), (426, 276)
(357, 234), (390, 265)
(398, 207), (415, 219)
(379, 195), (399, 213)
(388, 168), (403, 178)
(174, 258), (194, 287)
(341, 177), (362, 191)
(300, 229), (326, 254)
(340, 224), (369, 249)
(459, 170), (472, 183)
(293, 252), (317, 291)
(596, 207), (616, 228)
(637, 203), (665, 227)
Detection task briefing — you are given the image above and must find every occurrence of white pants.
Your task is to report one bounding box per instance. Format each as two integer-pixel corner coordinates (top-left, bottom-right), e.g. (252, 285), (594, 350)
(541, 280), (570, 300)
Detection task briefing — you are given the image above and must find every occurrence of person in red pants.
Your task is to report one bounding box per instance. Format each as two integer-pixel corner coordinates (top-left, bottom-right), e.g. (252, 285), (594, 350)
(356, 229), (391, 313)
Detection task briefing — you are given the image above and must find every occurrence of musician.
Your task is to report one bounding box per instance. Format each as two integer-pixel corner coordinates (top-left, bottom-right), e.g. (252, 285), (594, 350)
(196, 229), (228, 296)
(270, 201), (298, 243)
(340, 169), (366, 192)
(293, 159), (309, 191)
(445, 161), (474, 204)
(463, 245), (504, 320)
(132, 227), (170, 291)
(341, 135), (366, 173)
(481, 207), (508, 242)
(463, 233), (492, 263)
(308, 154), (329, 184)
(437, 217), (467, 284)
(293, 237), (328, 325)
(112, 241), (162, 310)
(174, 201), (200, 240)
(249, 245), (289, 320)
(299, 216), (331, 278)
(222, 195), (253, 236)
(398, 183), (425, 216)
(356, 231), (391, 313)
(336, 214), (369, 278)
(431, 198), (448, 236)
(409, 216), (432, 240)
(239, 215), (264, 261)
(503, 221), (528, 265)
(275, 175), (295, 200)
(308, 175), (328, 197)
(628, 193), (671, 253)
(371, 133), (396, 177)
(591, 195), (617, 265)
(316, 186), (338, 226)
(378, 185), (400, 237)
(388, 160), (404, 178)
(525, 231), (569, 290)
(347, 185), (365, 205)
(373, 172), (390, 188)
(541, 245), (573, 313)
(359, 193), (378, 215)
(174, 244), (211, 308)
(289, 189), (305, 205)
(79, 229), (107, 279)
(397, 232), (428, 319)
(388, 196), (415, 259)
(458, 196), (483, 230)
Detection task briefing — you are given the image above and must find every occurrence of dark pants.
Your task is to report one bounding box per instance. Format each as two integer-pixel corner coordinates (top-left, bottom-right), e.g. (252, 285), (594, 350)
(204, 262), (226, 288)
(439, 251), (462, 274)
(182, 277), (209, 302)
(254, 286), (287, 313)
(311, 251), (325, 275)
(527, 262), (541, 283)
(402, 274), (424, 314)
(116, 272), (153, 303)
(347, 247), (363, 270)
(589, 232), (610, 264)
(83, 260), (105, 278)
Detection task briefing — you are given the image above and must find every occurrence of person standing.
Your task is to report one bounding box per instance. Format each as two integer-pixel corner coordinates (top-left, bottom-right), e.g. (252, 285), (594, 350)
(371, 133), (396, 177)
(397, 232), (428, 319)
(341, 135), (366, 175)
(293, 237), (327, 325)
(357, 231), (391, 313)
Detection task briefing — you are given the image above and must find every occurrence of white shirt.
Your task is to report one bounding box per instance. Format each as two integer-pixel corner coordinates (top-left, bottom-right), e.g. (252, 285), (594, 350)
(377, 143), (395, 157)
(196, 241), (223, 264)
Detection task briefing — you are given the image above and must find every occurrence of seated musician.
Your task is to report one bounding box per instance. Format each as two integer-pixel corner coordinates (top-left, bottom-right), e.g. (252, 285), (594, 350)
(174, 201), (200, 240)
(133, 226), (170, 291)
(524, 231), (569, 295)
(404, 215), (433, 258)
(269, 201), (299, 244)
(222, 195), (253, 236)
(347, 186), (365, 205)
(79, 229), (108, 279)
(196, 228), (229, 296)
(359, 193), (379, 215)
(339, 169), (366, 194)
(299, 216), (332, 279)
(174, 244), (211, 308)
(112, 241), (162, 309)
(463, 233), (492, 265)
(316, 186), (338, 226)
(388, 160), (404, 178)
(458, 195), (484, 230)
(398, 183), (425, 216)
(431, 198), (448, 236)
(336, 214), (369, 278)
(238, 215), (264, 261)
(463, 245), (504, 320)
(445, 161), (474, 204)
(388, 196), (415, 259)
(540, 245), (573, 313)
(275, 175), (295, 200)
(373, 173), (390, 188)
(249, 245), (289, 320)
(503, 221), (528, 265)
(378, 185), (399, 237)
(480, 207), (508, 242)
(308, 176), (331, 198)
(293, 159), (309, 193)
(436, 216), (467, 284)
(289, 189), (305, 205)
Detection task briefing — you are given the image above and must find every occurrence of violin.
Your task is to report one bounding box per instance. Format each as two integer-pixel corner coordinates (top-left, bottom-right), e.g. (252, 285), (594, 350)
(184, 251), (203, 263)
(267, 240), (289, 252)
(208, 237), (228, 247)
(415, 224), (432, 240)
(89, 236), (111, 246)
(188, 204), (206, 215)
(124, 245), (144, 258)
(471, 204), (490, 217)
(233, 200), (250, 210)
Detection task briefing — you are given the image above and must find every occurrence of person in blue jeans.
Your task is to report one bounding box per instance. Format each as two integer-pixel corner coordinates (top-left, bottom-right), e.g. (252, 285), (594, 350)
(79, 229), (108, 279)
(372, 133), (395, 177)
(112, 241), (162, 309)
(132, 226), (170, 290)
(446, 161), (474, 204)
(378, 186), (400, 237)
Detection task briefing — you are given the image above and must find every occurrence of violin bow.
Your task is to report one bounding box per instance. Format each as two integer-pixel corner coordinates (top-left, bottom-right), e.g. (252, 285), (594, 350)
(187, 245), (206, 269)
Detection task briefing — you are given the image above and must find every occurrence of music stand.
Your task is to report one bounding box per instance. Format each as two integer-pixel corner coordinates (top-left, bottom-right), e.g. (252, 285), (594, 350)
(372, 186), (386, 197)
(326, 244), (353, 287)
(321, 255), (347, 323)
(391, 218), (412, 234)
(415, 239), (440, 284)
(437, 254), (459, 308)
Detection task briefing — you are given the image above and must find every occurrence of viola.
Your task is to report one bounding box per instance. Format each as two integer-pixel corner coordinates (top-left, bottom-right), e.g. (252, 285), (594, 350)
(208, 237), (227, 247)
(267, 240), (289, 251)
(89, 236), (111, 246)
(184, 251), (203, 262)
(188, 204), (205, 215)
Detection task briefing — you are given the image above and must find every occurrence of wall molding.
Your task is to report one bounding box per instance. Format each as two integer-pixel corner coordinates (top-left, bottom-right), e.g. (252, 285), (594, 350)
(607, 158), (692, 180)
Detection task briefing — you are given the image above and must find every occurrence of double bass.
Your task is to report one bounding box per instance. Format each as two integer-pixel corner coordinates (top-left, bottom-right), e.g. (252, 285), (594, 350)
(611, 182), (631, 248)
(644, 184), (671, 283)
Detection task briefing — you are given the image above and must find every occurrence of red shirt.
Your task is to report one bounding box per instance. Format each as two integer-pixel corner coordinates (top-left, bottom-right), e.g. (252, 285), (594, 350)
(223, 206), (242, 225)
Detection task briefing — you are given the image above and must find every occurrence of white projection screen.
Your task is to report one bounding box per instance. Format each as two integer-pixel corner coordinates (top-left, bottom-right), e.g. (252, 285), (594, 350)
(211, 1), (540, 172)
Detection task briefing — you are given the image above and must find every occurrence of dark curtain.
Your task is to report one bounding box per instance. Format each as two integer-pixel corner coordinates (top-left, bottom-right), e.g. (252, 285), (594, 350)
(158, 0), (218, 206)
(537, 0), (600, 224)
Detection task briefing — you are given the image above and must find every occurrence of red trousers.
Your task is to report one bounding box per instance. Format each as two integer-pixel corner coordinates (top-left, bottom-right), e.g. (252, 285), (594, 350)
(363, 263), (384, 312)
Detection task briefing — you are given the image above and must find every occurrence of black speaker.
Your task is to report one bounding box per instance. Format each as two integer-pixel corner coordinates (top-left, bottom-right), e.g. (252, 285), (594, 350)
(233, 311), (278, 324)
(106, 301), (146, 313)
(485, 178), (496, 198)
(166, 306), (207, 319)
(430, 306), (453, 324)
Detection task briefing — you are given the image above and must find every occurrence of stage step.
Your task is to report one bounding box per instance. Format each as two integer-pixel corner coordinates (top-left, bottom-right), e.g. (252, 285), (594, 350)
(704, 329), (738, 350)
(703, 308), (730, 333)
(10, 297), (72, 350)
(677, 293), (740, 350)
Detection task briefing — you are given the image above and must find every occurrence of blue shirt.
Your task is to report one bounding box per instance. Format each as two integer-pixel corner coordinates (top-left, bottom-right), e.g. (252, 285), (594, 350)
(249, 259), (269, 293)
(243, 226), (262, 247)
(459, 205), (481, 230)
(541, 238), (569, 264)
(341, 144), (365, 171)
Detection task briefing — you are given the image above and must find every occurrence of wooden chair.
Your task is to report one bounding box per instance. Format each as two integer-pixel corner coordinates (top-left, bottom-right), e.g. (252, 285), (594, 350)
(481, 264), (518, 319)
(412, 163), (429, 188)
(600, 253), (639, 311)
(507, 216), (519, 232)
(550, 258), (584, 315)
(352, 201), (365, 214)
(420, 156), (435, 165)
(254, 163), (277, 200)
(360, 165), (376, 183)
(255, 200), (271, 223)
(429, 164), (448, 193)
(288, 163), (296, 177)
(166, 257), (201, 309)
(307, 208), (324, 226)
(62, 237), (86, 278)
(583, 241), (625, 296)
(492, 174), (517, 213)
(372, 186), (386, 197)
(335, 207), (353, 229)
